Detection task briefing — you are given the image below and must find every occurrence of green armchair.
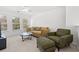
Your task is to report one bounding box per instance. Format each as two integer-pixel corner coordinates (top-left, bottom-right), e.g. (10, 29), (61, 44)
(47, 29), (73, 51)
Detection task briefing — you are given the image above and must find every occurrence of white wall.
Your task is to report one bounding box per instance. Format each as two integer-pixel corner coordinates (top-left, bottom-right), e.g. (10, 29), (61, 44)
(31, 7), (66, 31)
(66, 6), (79, 49)
(66, 6), (79, 26)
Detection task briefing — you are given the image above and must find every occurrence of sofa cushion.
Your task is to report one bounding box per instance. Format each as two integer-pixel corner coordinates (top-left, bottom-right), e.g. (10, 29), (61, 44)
(42, 29), (49, 36)
(48, 36), (60, 43)
(41, 27), (48, 30)
(32, 27), (41, 31)
(48, 35), (72, 48)
(31, 31), (41, 34)
(37, 37), (55, 49)
(56, 29), (71, 36)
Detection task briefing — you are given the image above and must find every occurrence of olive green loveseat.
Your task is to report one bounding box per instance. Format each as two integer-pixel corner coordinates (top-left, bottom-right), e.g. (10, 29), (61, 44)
(47, 29), (73, 51)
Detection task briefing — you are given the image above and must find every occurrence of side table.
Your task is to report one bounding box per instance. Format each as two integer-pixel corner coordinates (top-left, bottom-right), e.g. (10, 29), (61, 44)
(0, 37), (6, 50)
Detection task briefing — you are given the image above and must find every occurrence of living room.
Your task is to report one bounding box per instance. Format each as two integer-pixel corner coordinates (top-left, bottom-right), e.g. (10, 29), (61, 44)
(0, 6), (79, 52)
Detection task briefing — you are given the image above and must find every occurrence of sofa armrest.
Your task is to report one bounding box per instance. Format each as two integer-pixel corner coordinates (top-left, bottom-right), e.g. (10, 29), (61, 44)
(60, 34), (73, 43)
(47, 32), (56, 36)
(54, 34), (73, 48)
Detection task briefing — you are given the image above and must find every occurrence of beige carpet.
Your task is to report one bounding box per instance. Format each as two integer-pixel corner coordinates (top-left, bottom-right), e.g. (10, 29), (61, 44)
(0, 35), (40, 52)
(0, 35), (79, 52)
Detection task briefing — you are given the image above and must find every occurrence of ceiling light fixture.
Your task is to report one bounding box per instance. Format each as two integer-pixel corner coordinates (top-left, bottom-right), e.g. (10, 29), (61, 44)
(17, 6), (32, 15)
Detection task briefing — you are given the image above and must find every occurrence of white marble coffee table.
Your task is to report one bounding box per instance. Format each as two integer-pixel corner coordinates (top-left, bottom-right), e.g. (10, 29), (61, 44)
(20, 32), (32, 41)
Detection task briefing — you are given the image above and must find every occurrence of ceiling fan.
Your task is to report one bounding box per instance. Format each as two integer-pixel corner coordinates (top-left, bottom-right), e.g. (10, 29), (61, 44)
(17, 6), (32, 14)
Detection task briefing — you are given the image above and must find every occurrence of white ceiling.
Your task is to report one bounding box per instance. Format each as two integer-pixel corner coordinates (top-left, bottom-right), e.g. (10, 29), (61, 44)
(0, 6), (65, 15)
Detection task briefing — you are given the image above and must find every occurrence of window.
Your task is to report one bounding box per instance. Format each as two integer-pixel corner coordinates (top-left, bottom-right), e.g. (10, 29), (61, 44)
(1, 16), (7, 31)
(23, 18), (28, 31)
(12, 17), (20, 30)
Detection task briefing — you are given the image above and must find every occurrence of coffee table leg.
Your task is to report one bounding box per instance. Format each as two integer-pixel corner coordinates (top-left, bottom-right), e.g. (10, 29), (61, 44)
(22, 35), (24, 41)
(29, 35), (32, 40)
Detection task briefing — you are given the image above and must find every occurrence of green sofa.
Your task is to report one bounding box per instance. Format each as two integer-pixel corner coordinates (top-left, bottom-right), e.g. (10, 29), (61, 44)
(47, 29), (73, 51)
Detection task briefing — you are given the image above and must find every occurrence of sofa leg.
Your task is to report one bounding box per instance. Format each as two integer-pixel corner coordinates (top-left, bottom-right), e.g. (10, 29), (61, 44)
(37, 45), (38, 48)
(58, 48), (60, 52)
(68, 44), (71, 48)
(66, 43), (70, 47)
